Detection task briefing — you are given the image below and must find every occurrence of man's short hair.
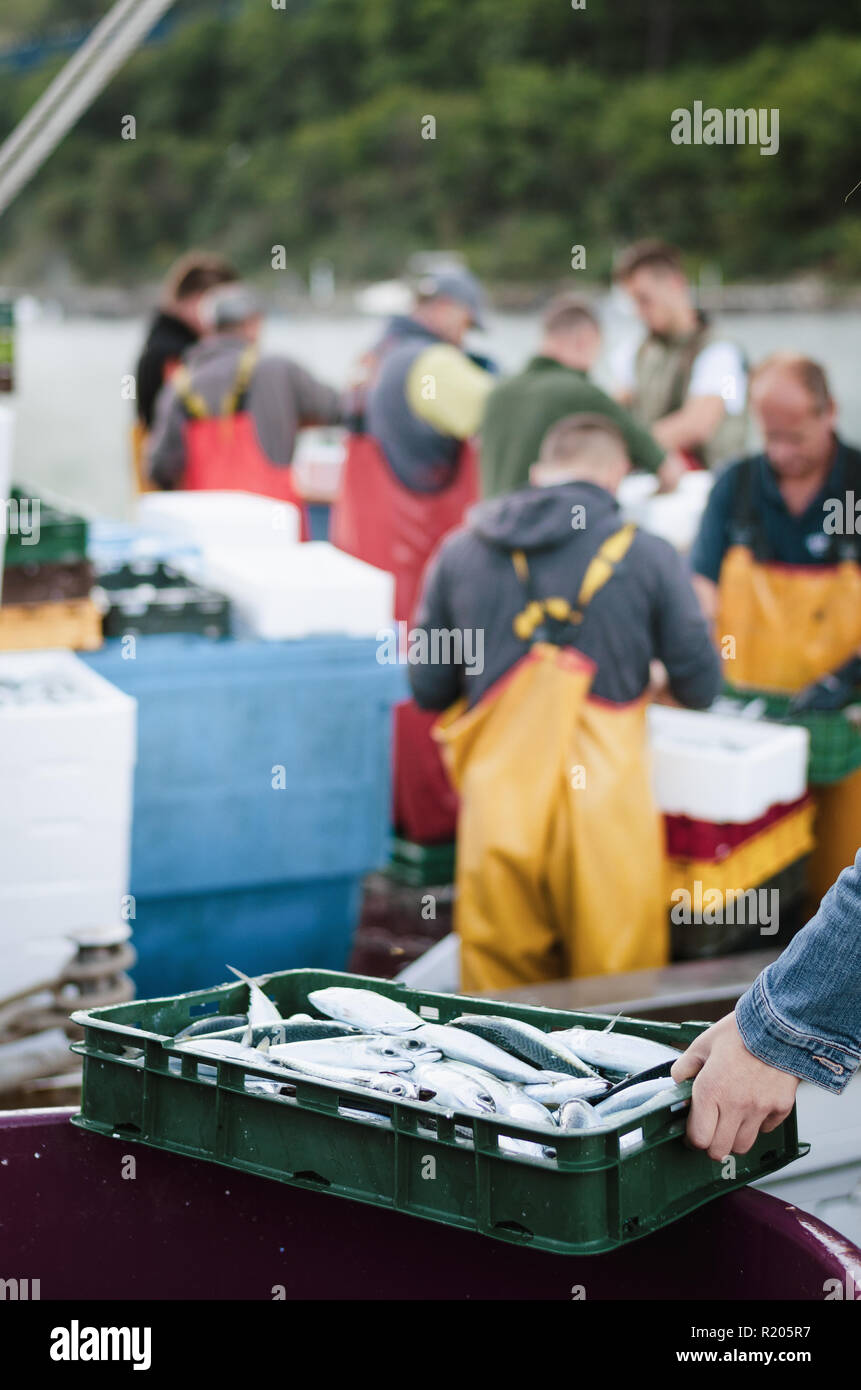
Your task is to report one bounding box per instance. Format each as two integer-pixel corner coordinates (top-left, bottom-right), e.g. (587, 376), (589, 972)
(749, 353), (832, 414)
(613, 240), (685, 283)
(542, 293), (600, 338)
(539, 412), (629, 466)
(165, 252), (239, 302)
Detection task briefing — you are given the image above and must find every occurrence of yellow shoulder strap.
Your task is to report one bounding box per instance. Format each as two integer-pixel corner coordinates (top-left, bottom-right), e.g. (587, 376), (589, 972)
(221, 345), (258, 417)
(171, 365), (210, 420)
(576, 523), (637, 610)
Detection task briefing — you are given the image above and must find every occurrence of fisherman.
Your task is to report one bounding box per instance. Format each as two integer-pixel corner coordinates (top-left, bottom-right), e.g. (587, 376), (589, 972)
(410, 413), (722, 992)
(331, 266), (495, 844)
(479, 293), (681, 499)
(133, 252), (238, 492)
(147, 283), (342, 529)
(612, 240), (749, 469)
(690, 353), (861, 902)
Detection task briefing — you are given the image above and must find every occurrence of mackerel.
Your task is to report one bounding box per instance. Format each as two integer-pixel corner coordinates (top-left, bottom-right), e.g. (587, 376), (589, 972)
(451, 1015), (601, 1079)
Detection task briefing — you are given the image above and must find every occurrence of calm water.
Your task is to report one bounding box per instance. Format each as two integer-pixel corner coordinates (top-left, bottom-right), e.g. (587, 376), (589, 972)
(9, 306), (861, 518)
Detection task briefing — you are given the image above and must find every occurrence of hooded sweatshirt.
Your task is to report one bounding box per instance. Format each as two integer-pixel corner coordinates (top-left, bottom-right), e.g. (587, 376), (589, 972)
(409, 480), (722, 710)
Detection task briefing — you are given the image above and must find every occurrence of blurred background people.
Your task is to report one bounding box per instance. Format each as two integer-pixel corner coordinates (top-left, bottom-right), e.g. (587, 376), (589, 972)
(332, 265), (495, 846)
(479, 293), (681, 499)
(612, 240), (749, 470)
(690, 353), (861, 901)
(132, 251), (239, 491)
(147, 282), (342, 529)
(410, 414), (722, 991)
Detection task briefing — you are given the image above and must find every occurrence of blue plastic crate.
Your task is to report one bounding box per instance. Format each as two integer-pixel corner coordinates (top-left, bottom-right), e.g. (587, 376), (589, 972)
(127, 876), (362, 999)
(84, 635), (401, 898)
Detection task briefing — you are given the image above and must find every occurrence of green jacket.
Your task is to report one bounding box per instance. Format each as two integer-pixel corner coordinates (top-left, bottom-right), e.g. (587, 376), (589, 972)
(479, 356), (665, 500)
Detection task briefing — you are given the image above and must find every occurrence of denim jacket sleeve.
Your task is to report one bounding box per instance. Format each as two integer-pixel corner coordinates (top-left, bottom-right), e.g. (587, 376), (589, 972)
(734, 849), (861, 1094)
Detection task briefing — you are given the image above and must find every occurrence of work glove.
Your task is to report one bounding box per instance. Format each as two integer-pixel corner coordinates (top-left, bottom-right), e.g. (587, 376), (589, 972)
(788, 654), (861, 713)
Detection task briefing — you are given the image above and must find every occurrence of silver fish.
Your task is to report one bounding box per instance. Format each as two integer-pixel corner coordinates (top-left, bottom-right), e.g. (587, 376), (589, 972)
(556, 1098), (601, 1130)
(523, 1077), (610, 1105)
(451, 1015), (601, 1079)
(273, 1054), (419, 1090)
(266, 1036), (426, 1073)
(498, 1136), (556, 1161)
(552, 1024), (681, 1076)
(205, 1021), (360, 1046)
(593, 1079), (686, 1117)
(171, 1037), (293, 1078)
(413, 1061), (497, 1115)
(226, 966), (282, 1026)
(308, 986), (424, 1034)
(444, 1062), (557, 1131)
(174, 1013), (248, 1041)
(411, 1022), (567, 1085)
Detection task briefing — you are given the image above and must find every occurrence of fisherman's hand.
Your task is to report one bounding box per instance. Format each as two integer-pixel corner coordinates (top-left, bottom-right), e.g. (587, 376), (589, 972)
(656, 452), (687, 494)
(789, 654), (861, 713)
(670, 1012), (799, 1161)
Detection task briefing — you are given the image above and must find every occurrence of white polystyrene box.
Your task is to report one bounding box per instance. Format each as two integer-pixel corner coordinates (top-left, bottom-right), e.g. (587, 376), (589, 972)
(0, 652), (136, 931)
(138, 490), (301, 551)
(647, 705), (809, 823)
(618, 470), (714, 552)
(199, 542), (394, 639)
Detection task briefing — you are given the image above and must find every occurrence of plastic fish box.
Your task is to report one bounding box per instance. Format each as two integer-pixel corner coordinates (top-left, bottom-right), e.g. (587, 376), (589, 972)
(70, 969), (805, 1258)
(137, 490), (301, 550)
(123, 877), (363, 999)
(1, 559), (94, 606)
(199, 542), (394, 640)
(648, 705), (809, 822)
(3, 486), (88, 568)
(0, 650), (136, 936)
(83, 634), (400, 898)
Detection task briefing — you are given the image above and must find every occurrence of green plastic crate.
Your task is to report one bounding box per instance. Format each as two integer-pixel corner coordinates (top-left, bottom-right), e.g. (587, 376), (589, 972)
(70, 968), (805, 1256)
(387, 836), (456, 887)
(4, 486), (89, 569)
(724, 684), (861, 784)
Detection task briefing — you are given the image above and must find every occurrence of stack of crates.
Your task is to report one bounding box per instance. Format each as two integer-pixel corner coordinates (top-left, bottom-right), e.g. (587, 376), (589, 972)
(84, 632), (403, 998)
(648, 706), (814, 959)
(0, 486), (101, 651)
(0, 651), (137, 975)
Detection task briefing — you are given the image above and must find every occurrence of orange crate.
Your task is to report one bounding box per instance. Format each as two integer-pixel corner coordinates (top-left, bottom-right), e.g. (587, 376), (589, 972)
(0, 597), (102, 652)
(665, 798), (815, 904)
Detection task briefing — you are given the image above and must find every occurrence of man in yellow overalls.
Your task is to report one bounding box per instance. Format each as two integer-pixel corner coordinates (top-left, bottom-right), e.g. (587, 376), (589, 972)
(409, 413), (722, 992)
(690, 354), (861, 901)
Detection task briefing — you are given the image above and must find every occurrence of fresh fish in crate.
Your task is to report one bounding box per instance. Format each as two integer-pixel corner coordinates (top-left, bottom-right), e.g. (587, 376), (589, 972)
(412, 1061), (498, 1115)
(266, 1036), (435, 1073)
(207, 1020), (360, 1046)
(174, 1013), (249, 1041)
(451, 1015), (601, 1079)
(409, 1022), (569, 1084)
(551, 1022), (680, 1076)
(593, 1079), (686, 1118)
(226, 966), (282, 1025)
(308, 986), (424, 1034)
(444, 1062), (557, 1130)
(523, 1077), (610, 1105)
(556, 1099), (602, 1130)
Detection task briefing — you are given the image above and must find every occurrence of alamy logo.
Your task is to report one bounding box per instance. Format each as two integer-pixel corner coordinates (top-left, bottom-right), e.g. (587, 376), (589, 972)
(670, 882), (779, 935)
(0, 496), (40, 544)
(671, 102), (779, 157)
(376, 622), (484, 676)
(50, 1320), (151, 1371)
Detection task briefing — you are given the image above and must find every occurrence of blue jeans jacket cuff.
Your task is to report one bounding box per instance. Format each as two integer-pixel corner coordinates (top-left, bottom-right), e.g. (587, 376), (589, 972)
(735, 976), (860, 1095)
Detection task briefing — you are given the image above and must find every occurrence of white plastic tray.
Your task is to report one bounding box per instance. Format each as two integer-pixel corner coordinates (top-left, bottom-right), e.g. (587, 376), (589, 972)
(138, 490), (301, 550)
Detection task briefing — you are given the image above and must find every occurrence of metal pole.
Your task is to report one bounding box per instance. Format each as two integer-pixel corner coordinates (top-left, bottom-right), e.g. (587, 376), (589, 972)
(0, 0), (178, 217)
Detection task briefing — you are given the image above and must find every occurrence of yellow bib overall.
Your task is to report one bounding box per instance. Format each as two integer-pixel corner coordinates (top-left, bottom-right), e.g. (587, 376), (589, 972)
(717, 529), (861, 903)
(434, 526), (667, 993)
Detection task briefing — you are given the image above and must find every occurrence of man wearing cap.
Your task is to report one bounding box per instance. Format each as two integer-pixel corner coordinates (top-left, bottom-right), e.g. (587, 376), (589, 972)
(147, 282), (342, 523)
(331, 266), (495, 844)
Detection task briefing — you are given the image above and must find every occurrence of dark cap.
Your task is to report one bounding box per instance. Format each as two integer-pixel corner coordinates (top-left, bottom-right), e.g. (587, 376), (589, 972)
(414, 266), (487, 330)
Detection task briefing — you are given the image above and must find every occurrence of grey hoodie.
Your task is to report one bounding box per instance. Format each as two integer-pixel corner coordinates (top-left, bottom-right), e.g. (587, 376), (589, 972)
(409, 480), (722, 710)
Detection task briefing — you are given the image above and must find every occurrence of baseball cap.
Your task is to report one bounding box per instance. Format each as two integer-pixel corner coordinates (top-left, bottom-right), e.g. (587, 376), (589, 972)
(414, 266), (487, 331)
(199, 282), (263, 332)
